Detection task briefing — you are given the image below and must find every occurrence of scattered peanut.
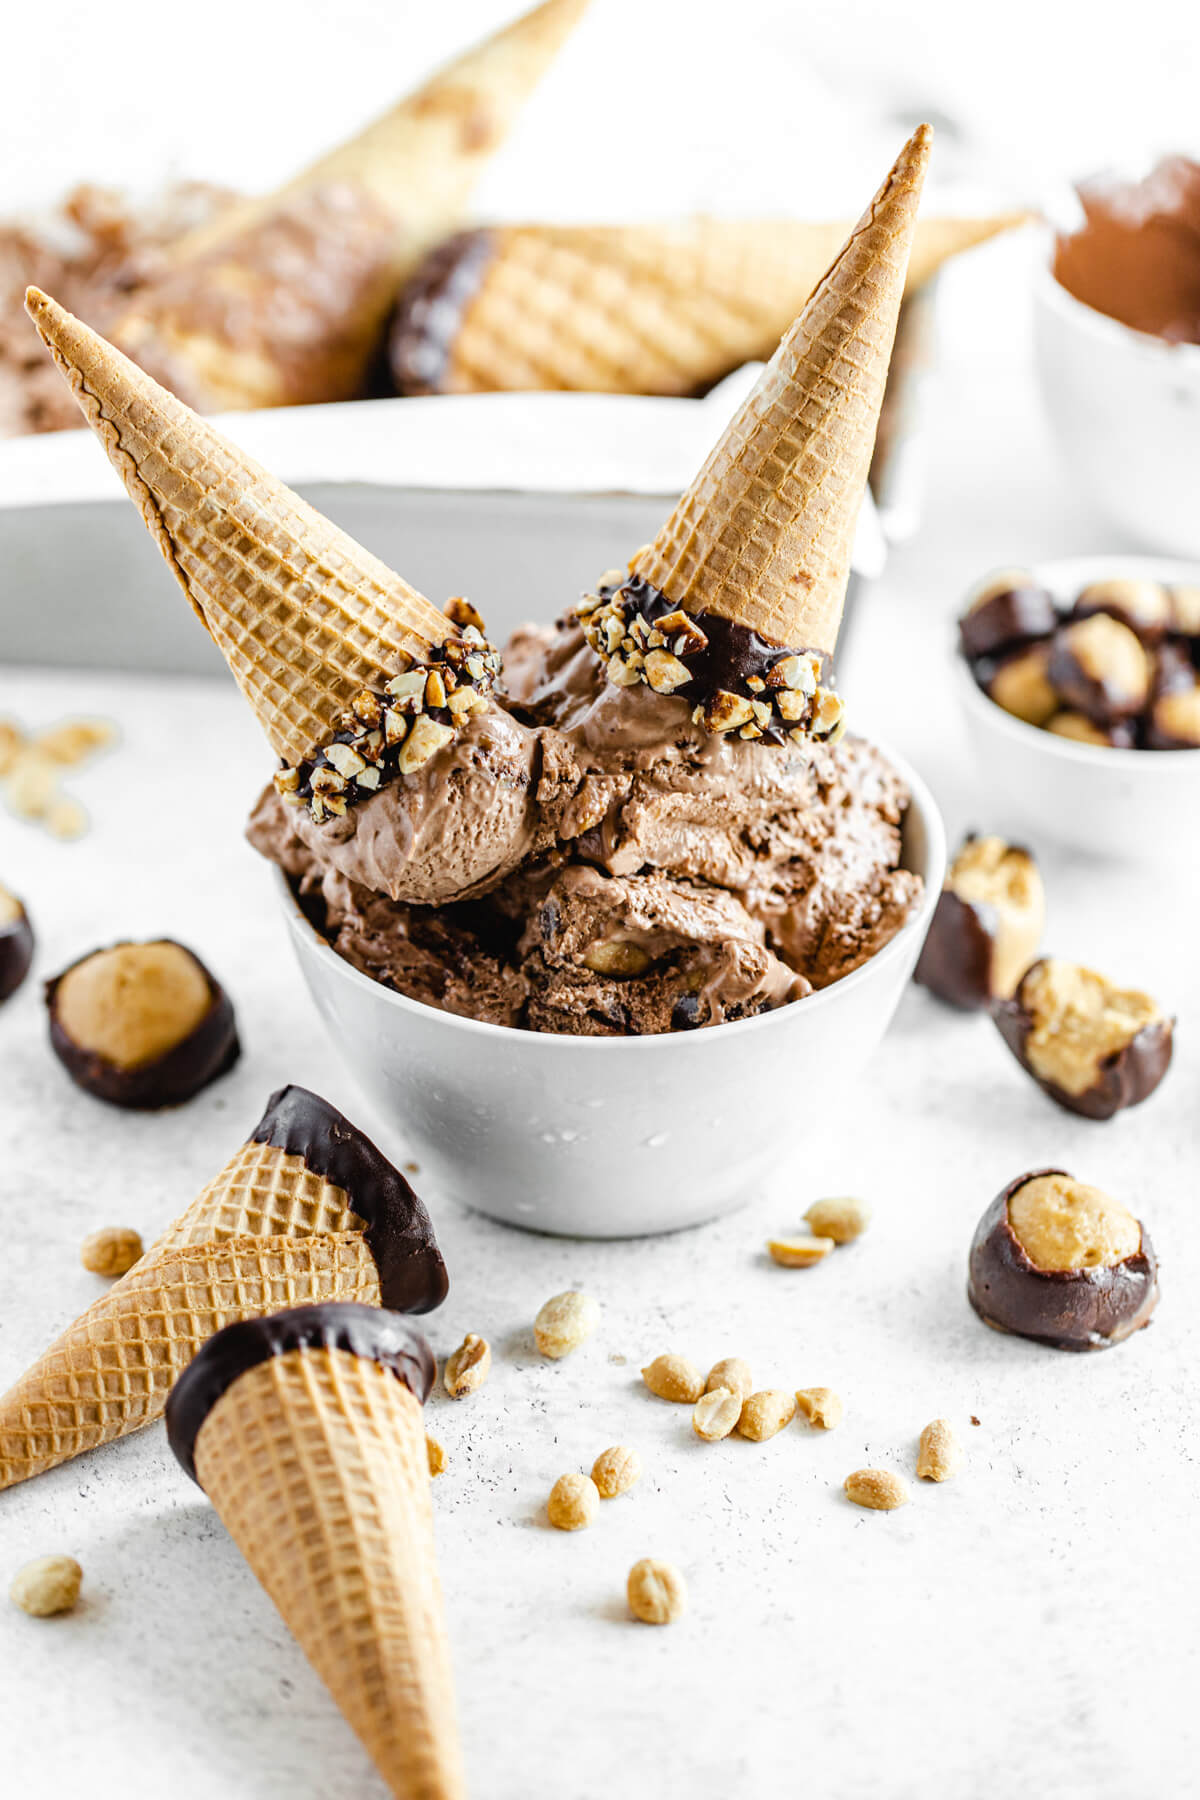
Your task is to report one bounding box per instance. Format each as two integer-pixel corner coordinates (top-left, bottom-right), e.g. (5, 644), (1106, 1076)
(443, 1333), (491, 1399)
(795, 1387), (844, 1430)
(641, 1353), (704, 1404)
(591, 1445), (642, 1499)
(736, 1390), (796, 1441)
(547, 1473), (600, 1532)
(766, 1235), (835, 1268)
(534, 1291), (599, 1359)
(704, 1357), (752, 1401)
(627, 1558), (687, 1625)
(917, 1419), (964, 1482)
(804, 1196), (872, 1243)
(79, 1226), (143, 1278)
(10, 1555), (82, 1617)
(844, 1468), (910, 1511)
(426, 1434), (446, 1478)
(693, 1387), (741, 1441)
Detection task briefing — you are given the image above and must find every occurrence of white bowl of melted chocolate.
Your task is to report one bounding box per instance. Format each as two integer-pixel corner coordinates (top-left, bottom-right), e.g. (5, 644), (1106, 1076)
(1036, 158), (1200, 554)
(23, 130), (945, 1236)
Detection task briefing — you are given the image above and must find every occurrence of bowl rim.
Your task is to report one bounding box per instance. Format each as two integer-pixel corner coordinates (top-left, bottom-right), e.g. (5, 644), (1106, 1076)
(1034, 250), (1200, 367)
(952, 549), (1200, 770)
(277, 736), (946, 1052)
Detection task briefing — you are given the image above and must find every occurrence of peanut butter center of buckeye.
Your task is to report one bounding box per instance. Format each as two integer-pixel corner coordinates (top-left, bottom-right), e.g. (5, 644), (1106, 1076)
(55, 942), (211, 1069)
(0, 885), (22, 927)
(1022, 958), (1161, 1096)
(948, 836), (1044, 999)
(1061, 613), (1150, 701)
(1008, 1174), (1141, 1271)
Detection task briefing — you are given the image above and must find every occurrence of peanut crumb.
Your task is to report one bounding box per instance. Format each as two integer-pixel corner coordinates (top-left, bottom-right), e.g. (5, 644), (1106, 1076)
(641, 1353), (704, 1404)
(795, 1387), (843, 1430)
(916, 1419), (964, 1482)
(547, 1473), (600, 1532)
(443, 1333), (491, 1399)
(10, 1555), (82, 1616)
(79, 1225), (143, 1278)
(627, 1558), (686, 1625)
(426, 1434), (446, 1477)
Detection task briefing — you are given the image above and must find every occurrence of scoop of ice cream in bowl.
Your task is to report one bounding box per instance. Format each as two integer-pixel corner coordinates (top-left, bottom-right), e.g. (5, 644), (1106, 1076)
(23, 127), (943, 1235)
(1035, 157), (1200, 555)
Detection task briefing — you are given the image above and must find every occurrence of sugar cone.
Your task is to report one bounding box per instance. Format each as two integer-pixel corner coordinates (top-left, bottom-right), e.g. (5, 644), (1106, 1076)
(631, 125), (932, 657)
(0, 1233), (380, 1490)
(393, 209), (1025, 398)
(26, 288), (449, 767)
(0, 1087), (444, 1491)
(193, 1346), (464, 1799)
(110, 0), (589, 411)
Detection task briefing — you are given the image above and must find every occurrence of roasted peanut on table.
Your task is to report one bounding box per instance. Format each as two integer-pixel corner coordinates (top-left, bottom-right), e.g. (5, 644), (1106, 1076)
(443, 1333), (491, 1398)
(10, 1555), (82, 1617)
(534, 1291), (600, 1359)
(548, 1473), (600, 1532)
(592, 1445), (642, 1499)
(844, 1468), (910, 1511)
(627, 1558), (687, 1625)
(917, 1419), (964, 1482)
(736, 1390), (796, 1441)
(79, 1225), (143, 1277)
(795, 1387), (844, 1430)
(641, 1353), (704, 1403)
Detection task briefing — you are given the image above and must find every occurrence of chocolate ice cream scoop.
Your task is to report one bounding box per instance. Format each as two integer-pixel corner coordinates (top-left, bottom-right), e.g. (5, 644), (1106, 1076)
(993, 957), (1173, 1119)
(967, 1169), (1158, 1351)
(46, 940), (239, 1108)
(0, 885), (34, 1003)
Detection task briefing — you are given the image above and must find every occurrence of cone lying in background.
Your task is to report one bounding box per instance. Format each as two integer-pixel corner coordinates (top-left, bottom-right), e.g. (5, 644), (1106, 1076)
(390, 208), (1025, 398)
(577, 127), (932, 748)
(0, 1087), (446, 1491)
(168, 1305), (464, 1800)
(26, 288), (505, 792)
(110, 0), (590, 412)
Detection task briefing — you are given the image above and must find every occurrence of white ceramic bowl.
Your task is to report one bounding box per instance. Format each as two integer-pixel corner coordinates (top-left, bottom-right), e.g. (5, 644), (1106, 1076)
(278, 748), (944, 1239)
(953, 554), (1200, 863)
(1033, 257), (1200, 555)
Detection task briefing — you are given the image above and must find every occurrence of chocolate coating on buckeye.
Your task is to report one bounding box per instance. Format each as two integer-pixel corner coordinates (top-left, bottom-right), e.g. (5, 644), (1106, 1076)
(166, 1302), (436, 1483)
(914, 837), (1043, 1011)
(967, 1169), (1158, 1351)
(1047, 614), (1151, 725)
(958, 577), (1058, 660)
(249, 1085), (448, 1314)
(45, 940), (239, 1109)
(993, 958), (1174, 1120)
(0, 887), (34, 1004)
(387, 228), (497, 396)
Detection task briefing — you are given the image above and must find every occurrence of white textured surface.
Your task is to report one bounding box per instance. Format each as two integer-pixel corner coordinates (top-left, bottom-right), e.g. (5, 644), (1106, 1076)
(2, 244), (1199, 1798)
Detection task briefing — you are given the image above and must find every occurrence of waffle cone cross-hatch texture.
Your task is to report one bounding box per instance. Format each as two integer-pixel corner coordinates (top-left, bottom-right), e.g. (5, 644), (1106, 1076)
(195, 1349), (465, 1800)
(631, 124), (932, 659)
(25, 287), (450, 767)
(0, 1086), (445, 1491)
(110, 0), (591, 412)
(391, 210), (1026, 399)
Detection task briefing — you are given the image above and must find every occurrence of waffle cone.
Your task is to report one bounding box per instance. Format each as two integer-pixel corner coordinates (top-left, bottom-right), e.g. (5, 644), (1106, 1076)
(110, 0), (589, 411)
(26, 288), (448, 766)
(195, 1348), (464, 1799)
(631, 125), (932, 656)
(400, 209), (1024, 398)
(0, 1233), (379, 1491)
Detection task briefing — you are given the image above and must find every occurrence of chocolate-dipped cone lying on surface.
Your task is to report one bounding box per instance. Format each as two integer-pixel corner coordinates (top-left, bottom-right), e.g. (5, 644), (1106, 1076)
(167, 1305), (463, 1800)
(108, 0), (589, 414)
(968, 1169), (1158, 1351)
(0, 1086), (446, 1491)
(30, 129), (932, 1036)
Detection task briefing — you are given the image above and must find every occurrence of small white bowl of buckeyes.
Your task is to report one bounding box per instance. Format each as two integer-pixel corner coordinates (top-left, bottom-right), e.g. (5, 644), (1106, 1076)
(953, 555), (1200, 862)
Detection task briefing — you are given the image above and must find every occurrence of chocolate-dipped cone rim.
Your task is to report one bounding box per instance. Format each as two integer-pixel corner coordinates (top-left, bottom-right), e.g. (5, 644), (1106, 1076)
(45, 940), (239, 1110)
(248, 1085), (449, 1313)
(389, 229), (499, 394)
(166, 1303), (436, 1483)
(967, 1169), (1159, 1351)
(993, 964), (1175, 1120)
